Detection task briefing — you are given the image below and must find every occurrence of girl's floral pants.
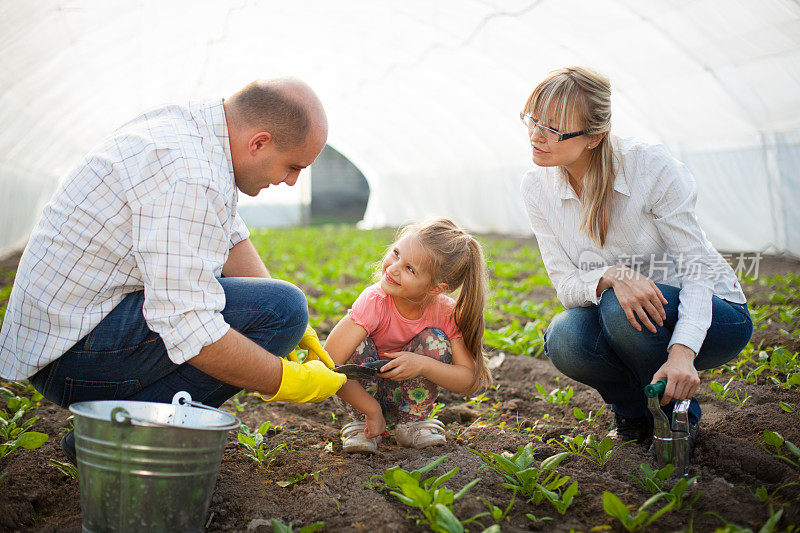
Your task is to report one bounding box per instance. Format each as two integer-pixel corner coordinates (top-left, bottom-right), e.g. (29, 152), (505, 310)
(344, 327), (452, 425)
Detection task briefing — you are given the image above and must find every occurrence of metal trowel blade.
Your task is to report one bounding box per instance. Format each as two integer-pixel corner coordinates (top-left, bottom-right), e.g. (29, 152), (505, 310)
(334, 359), (391, 380)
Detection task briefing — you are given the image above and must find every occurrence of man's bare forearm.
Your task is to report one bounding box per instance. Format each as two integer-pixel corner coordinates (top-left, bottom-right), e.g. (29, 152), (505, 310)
(222, 238), (270, 278)
(188, 328), (282, 394)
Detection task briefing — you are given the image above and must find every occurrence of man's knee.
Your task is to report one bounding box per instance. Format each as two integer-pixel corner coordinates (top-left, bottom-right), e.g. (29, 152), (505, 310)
(271, 279), (309, 328)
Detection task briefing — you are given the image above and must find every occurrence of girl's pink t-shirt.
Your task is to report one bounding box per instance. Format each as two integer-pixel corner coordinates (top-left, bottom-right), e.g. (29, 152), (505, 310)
(347, 283), (462, 354)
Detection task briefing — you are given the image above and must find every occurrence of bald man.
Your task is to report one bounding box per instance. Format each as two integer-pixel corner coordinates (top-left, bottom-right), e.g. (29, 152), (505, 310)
(0, 78), (346, 462)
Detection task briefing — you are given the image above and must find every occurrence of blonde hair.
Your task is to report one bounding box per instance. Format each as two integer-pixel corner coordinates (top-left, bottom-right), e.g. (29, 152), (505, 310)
(378, 218), (491, 392)
(523, 66), (615, 247)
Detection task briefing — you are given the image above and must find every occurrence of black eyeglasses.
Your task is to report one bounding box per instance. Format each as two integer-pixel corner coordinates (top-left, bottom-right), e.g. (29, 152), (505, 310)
(520, 112), (587, 142)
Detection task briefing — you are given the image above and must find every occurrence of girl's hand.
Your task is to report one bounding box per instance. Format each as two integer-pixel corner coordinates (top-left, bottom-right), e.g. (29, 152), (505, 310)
(651, 344), (700, 405)
(603, 264), (668, 333)
(379, 351), (428, 381)
(364, 410), (386, 438)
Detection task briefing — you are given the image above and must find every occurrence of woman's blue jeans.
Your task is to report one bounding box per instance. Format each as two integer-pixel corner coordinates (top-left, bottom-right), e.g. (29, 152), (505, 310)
(30, 277), (308, 409)
(543, 283), (752, 424)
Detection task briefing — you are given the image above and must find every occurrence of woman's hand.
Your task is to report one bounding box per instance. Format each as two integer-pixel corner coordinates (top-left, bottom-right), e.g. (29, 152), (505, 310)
(602, 264), (668, 333)
(379, 351), (429, 381)
(651, 344), (700, 405)
(364, 410), (386, 438)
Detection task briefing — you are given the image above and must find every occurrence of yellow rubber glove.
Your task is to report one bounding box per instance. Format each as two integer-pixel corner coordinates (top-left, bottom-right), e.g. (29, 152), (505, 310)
(264, 358), (346, 403)
(286, 325), (336, 369)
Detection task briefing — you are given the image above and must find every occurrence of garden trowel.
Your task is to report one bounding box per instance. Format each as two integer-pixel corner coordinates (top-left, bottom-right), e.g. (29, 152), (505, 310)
(334, 359), (391, 380)
(644, 378), (691, 476)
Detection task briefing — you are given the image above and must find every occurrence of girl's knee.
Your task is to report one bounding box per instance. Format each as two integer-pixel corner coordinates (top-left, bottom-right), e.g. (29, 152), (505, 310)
(348, 337), (378, 364)
(406, 328), (451, 363)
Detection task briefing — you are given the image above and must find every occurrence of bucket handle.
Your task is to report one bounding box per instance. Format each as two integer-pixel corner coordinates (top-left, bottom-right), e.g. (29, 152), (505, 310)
(109, 391), (234, 428)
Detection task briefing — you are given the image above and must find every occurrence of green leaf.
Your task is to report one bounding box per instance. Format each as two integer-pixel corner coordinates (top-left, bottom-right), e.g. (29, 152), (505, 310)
(784, 439), (800, 458)
(758, 508), (783, 533)
(602, 491), (629, 520)
(763, 430), (784, 449)
(573, 406), (586, 420)
(432, 504), (464, 533)
(388, 490), (415, 507)
(540, 452), (568, 471)
(454, 477), (480, 500)
(389, 469), (417, 488)
(598, 437), (614, 457)
(416, 455), (449, 476)
(430, 467), (459, 490)
(562, 481), (579, 505)
(270, 519), (291, 533)
(16, 431), (48, 449)
(399, 481), (432, 507)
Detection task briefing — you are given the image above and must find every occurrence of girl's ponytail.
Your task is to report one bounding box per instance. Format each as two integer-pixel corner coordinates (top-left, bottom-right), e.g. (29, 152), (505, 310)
(454, 237), (492, 392)
(412, 218), (493, 393)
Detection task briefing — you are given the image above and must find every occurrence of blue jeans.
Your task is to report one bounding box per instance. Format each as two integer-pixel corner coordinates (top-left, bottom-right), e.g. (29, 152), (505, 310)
(543, 283), (752, 424)
(30, 277), (308, 409)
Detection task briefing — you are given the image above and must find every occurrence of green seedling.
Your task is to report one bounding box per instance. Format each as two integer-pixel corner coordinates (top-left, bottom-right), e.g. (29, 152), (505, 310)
(525, 513), (553, 524)
(370, 456), (485, 533)
(706, 377), (751, 406)
(664, 475), (700, 512)
(237, 423), (287, 468)
(229, 390), (247, 413)
(483, 320), (544, 357)
(626, 463), (675, 494)
(476, 490), (515, 523)
(573, 404), (605, 427)
(746, 481), (799, 504)
(533, 383), (574, 405)
(602, 491), (675, 532)
(467, 393), (490, 406)
(49, 459), (78, 479)
(473, 444), (577, 514)
(429, 402), (445, 419)
(269, 519), (325, 533)
(779, 401), (800, 422)
(0, 385), (48, 461)
(707, 507), (784, 533)
(277, 468), (326, 488)
(762, 430), (800, 469)
(548, 434), (617, 466)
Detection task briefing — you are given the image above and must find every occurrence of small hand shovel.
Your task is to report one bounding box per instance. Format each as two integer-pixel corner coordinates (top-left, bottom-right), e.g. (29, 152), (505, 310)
(334, 359), (391, 380)
(644, 378), (691, 476)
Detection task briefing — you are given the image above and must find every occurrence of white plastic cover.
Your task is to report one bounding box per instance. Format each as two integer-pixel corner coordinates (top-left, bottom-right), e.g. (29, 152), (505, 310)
(1, 0), (799, 257)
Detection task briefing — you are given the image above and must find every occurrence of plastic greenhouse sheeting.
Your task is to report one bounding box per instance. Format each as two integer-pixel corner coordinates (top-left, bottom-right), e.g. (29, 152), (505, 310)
(1, 0), (799, 258)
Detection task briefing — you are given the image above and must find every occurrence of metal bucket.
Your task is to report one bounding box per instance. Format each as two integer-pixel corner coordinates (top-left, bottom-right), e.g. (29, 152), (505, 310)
(70, 391), (240, 533)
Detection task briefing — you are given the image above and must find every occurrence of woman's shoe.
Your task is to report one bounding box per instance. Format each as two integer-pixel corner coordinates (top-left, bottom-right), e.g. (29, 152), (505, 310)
(341, 420), (380, 453)
(395, 419), (446, 449)
(607, 413), (653, 444)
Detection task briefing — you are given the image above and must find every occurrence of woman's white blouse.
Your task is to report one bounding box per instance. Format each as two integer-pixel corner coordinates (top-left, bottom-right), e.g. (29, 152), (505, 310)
(521, 136), (746, 354)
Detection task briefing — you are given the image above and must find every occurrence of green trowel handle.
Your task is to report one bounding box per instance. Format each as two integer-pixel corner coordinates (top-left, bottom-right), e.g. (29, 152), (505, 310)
(644, 378), (667, 398)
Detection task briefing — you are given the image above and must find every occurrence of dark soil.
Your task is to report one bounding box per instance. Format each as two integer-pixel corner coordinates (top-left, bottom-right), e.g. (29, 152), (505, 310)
(1, 256), (799, 532)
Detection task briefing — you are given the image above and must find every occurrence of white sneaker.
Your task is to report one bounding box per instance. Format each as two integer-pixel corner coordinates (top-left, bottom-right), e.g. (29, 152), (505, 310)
(341, 420), (381, 454)
(395, 419), (446, 449)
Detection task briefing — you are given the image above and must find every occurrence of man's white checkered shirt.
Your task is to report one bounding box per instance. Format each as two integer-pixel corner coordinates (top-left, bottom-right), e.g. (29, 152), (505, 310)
(521, 136), (747, 354)
(0, 99), (249, 380)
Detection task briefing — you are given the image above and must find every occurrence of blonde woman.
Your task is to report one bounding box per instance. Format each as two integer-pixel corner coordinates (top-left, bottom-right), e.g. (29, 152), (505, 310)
(520, 67), (752, 451)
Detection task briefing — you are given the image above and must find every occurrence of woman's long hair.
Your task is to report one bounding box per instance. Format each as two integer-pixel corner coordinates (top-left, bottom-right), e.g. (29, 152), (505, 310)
(523, 66), (615, 246)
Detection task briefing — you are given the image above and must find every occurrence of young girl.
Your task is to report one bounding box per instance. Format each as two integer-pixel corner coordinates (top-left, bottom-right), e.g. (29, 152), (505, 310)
(324, 218), (491, 453)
